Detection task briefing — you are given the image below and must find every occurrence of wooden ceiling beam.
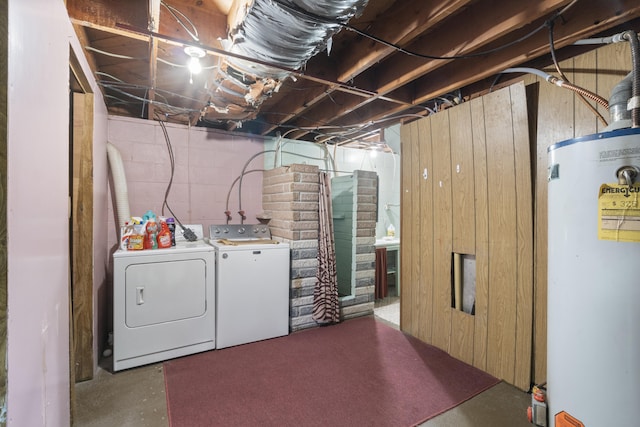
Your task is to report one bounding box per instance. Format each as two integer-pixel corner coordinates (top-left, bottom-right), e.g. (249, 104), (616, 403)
(410, 0), (640, 107)
(270, 84), (416, 139)
(310, 1), (640, 139)
(71, 23), (101, 80)
(334, 0), (472, 83)
(69, 0), (226, 46)
(70, 18), (150, 42)
(253, 0), (471, 136)
(67, 0), (148, 32)
(353, 0), (573, 95)
(257, 0), (569, 137)
(271, 0), (635, 139)
(157, 0), (226, 47)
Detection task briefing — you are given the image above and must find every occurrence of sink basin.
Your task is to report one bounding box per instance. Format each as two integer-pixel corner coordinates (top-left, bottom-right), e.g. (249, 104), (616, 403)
(375, 238), (400, 249)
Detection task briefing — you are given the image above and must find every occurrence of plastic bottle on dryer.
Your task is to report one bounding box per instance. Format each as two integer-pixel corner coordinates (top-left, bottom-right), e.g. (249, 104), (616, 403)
(166, 217), (176, 246)
(157, 219), (172, 249)
(143, 211), (159, 250)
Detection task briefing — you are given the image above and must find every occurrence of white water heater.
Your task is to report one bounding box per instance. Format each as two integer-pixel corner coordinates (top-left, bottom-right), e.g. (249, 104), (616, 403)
(547, 128), (640, 427)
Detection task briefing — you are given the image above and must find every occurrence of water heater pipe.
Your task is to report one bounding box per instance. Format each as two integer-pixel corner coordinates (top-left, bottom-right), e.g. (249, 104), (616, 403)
(502, 67), (609, 110)
(106, 142), (131, 228)
(622, 30), (640, 128)
(573, 32), (628, 45)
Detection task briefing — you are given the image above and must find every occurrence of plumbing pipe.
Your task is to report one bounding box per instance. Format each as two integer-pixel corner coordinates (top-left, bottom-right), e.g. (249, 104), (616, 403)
(106, 142), (131, 229)
(609, 72), (633, 125)
(503, 67), (555, 81)
(573, 32), (628, 45)
(502, 67), (609, 110)
(622, 30), (640, 128)
(236, 150), (276, 223)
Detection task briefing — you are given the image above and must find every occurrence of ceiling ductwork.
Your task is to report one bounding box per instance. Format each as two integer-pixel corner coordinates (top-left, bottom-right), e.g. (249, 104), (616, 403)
(205, 0), (369, 124)
(68, 0), (640, 144)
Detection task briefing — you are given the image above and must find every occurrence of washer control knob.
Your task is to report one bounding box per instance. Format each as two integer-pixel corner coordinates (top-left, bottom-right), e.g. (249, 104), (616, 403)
(223, 228), (229, 234)
(238, 227), (245, 234)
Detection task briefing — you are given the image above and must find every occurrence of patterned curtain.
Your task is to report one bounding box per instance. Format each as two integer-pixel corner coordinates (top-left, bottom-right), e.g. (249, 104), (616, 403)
(312, 172), (340, 324)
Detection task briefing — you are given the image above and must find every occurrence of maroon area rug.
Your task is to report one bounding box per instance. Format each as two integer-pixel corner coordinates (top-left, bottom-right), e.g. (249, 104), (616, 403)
(164, 316), (500, 427)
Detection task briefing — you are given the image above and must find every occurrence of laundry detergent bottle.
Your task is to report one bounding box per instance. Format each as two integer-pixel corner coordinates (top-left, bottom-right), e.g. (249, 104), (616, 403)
(157, 219), (172, 249)
(143, 210), (159, 250)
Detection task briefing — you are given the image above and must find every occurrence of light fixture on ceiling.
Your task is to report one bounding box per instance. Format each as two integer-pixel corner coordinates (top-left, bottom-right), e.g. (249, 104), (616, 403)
(184, 46), (205, 82)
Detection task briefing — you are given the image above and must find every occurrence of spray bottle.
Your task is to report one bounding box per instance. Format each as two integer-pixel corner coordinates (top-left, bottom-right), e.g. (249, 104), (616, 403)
(143, 210), (159, 250)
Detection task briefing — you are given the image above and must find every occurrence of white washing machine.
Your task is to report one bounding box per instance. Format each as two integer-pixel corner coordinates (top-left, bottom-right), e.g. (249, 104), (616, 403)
(208, 224), (290, 349)
(112, 225), (215, 371)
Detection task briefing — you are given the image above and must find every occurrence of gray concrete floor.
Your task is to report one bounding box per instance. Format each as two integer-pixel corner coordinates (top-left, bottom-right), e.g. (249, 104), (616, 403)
(75, 362), (168, 427)
(75, 312), (531, 427)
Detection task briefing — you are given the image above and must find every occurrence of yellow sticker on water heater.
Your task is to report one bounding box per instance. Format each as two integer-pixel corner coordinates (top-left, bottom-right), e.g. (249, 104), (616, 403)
(598, 183), (640, 242)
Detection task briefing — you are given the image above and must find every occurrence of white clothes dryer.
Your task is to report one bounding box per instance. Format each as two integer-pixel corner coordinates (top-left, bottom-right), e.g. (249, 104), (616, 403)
(112, 225), (215, 371)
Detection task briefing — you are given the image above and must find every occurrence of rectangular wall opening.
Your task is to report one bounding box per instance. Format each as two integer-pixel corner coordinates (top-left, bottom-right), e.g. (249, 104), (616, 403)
(451, 253), (476, 315)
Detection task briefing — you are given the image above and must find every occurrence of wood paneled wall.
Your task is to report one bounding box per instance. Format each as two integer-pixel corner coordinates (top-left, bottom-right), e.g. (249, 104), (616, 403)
(400, 42), (632, 389)
(400, 83), (533, 390)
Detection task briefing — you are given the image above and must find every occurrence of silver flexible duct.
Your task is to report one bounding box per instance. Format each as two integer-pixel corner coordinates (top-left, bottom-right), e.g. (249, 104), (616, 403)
(225, 0), (369, 80)
(206, 0), (368, 122)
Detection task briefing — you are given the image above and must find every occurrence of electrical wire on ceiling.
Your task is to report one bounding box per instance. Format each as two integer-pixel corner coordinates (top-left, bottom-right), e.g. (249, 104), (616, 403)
(96, 71), (126, 83)
(99, 84), (198, 115)
(244, 110), (428, 147)
(160, 0), (199, 42)
(98, 80), (206, 107)
(104, 94), (140, 107)
(86, 45), (217, 70)
(84, 0), (437, 145)
(85, 46), (144, 61)
(262, 111), (425, 140)
(272, 0), (579, 61)
(88, 0), (628, 152)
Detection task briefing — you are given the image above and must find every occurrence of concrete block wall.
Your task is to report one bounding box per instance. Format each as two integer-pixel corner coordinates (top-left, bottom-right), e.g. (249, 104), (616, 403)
(263, 164), (320, 331)
(340, 170), (376, 319)
(263, 165), (377, 331)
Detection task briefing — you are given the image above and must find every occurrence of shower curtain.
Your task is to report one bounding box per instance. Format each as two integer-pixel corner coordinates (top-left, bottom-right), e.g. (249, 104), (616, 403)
(312, 172), (340, 324)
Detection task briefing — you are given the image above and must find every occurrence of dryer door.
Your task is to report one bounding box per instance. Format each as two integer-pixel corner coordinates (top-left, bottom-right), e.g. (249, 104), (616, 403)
(125, 258), (206, 328)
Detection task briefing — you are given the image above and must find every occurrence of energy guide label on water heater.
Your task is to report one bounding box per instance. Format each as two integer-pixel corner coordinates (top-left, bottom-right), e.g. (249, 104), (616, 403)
(598, 183), (640, 242)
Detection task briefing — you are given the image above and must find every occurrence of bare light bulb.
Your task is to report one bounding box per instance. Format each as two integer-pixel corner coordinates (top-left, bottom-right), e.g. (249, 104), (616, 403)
(188, 56), (202, 74)
(184, 46), (206, 79)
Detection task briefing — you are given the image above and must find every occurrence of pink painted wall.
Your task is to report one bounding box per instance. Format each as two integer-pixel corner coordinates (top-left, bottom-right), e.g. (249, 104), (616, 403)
(106, 116), (266, 251)
(7, 0), (109, 425)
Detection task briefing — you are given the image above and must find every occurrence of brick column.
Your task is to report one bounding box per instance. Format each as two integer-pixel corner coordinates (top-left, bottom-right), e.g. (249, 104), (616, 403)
(263, 164), (320, 331)
(262, 165), (378, 331)
(341, 170), (376, 319)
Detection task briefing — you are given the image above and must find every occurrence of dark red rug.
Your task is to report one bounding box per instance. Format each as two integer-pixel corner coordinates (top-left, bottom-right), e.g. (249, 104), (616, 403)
(164, 316), (500, 427)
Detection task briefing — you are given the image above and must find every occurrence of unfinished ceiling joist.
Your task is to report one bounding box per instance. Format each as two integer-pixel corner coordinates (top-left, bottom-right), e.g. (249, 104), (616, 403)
(68, 0), (640, 147)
